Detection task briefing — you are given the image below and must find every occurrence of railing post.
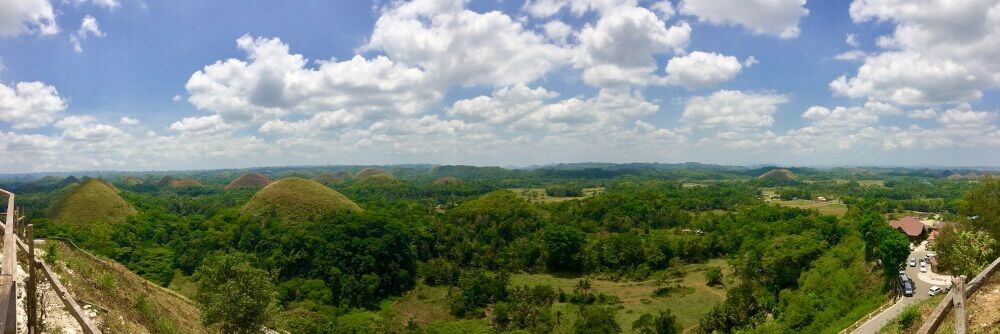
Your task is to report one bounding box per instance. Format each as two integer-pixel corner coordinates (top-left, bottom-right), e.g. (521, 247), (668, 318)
(27, 223), (37, 334)
(953, 276), (966, 334)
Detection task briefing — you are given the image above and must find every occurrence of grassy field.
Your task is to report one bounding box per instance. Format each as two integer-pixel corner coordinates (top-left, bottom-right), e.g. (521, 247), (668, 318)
(858, 180), (886, 187)
(510, 259), (732, 333)
(381, 259), (731, 333)
(510, 187), (606, 203)
(772, 199), (849, 216)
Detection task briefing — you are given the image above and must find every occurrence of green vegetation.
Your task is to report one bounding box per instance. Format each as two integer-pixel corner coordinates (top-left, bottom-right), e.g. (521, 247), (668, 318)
(5, 164), (995, 333)
(195, 253), (278, 334)
(241, 177), (362, 221)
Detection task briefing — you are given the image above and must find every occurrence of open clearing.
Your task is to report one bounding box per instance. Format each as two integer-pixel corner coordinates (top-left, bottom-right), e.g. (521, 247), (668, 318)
(383, 259), (731, 333)
(509, 187), (606, 203)
(772, 199), (849, 216)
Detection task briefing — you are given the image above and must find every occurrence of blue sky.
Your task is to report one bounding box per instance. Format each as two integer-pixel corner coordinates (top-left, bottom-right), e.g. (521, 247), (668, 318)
(1, 0), (999, 172)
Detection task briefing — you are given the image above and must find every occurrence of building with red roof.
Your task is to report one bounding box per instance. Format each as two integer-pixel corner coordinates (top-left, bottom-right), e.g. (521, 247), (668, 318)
(889, 216), (926, 240)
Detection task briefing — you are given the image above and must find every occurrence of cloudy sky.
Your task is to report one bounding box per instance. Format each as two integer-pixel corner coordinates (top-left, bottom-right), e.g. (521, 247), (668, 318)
(1, 0), (999, 173)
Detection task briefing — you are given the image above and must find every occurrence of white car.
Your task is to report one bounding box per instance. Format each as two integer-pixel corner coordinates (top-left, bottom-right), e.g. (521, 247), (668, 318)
(920, 264), (928, 273)
(929, 286), (943, 296)
(909, 258), (916, 267)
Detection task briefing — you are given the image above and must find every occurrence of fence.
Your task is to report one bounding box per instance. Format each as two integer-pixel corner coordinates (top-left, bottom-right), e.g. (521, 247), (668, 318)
(0, 189), (17, 334)
(915, 255), (1000, 334)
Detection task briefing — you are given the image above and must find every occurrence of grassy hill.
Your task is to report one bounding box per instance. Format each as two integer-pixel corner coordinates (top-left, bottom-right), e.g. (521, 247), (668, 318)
(312, 172), (344, 185)
(225, 173), (272, 189)
(47, 179), (137, 226)
(759, 169), (797, 182)
(122, 176), (144, 186)
(355, 168), (390, 181)
(432, 176), (462, 186)
(40, 239), (206, 334)
(242, 177), (362, 222)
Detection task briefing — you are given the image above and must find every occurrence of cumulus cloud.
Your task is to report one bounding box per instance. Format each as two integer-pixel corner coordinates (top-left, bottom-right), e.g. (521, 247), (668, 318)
(663, 51), (742, 89)
(55, 115), (125, 141)
(0, 0), (58, 36)
(682, 90), (789, 130)
(575, 6), (691, 87)
(679, 0), (808, 39)
(185, 35), (440, 126)
(835, 0), (1000, 105)
(800, 101), (900, 130)
(542, 20), (573, 45)
(259, 110), (360, 134)
(0, 81), (67, 128)
(119, 116), (139, 125)
(366, 0), (569, 87)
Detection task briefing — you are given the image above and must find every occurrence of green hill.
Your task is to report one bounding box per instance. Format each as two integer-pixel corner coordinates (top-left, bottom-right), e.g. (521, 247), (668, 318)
(156, 176), (176, 187)
(226, 173), (272, 189)
(432, 176), (462, 186)
(312, 172), (344, 185)
(122, 176), (143, 186)
(242, 177), (362, 222)
(170, 178), (203, 187)
(47, 179), (137, 226)
(355, 168), (390, 181)
(758, 169), (797, 182)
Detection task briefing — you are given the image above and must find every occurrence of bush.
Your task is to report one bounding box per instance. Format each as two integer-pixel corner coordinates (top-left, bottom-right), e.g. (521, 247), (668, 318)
(632, 310), (681, 334)
(573, 306), (621, 334)
(421, 258), (459, 286)
(705, 266), (723, 286)
(898, 305), (919, 330)
(195, 253), (278, 334)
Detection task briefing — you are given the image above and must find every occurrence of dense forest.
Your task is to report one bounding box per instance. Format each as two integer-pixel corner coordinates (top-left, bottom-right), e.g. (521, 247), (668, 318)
(1, 164), (996, 333)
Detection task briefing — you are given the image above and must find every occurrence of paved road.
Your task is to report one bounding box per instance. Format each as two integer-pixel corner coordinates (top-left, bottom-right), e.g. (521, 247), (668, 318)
(852, 241), (952, 334)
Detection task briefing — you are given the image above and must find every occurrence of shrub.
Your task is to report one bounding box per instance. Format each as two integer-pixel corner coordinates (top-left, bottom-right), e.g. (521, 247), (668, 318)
(705, 266), (723, 286)
(898, 305), (919, 330)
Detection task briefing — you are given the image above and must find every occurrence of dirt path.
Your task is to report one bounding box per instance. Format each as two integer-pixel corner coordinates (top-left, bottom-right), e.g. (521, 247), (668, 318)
(16, 259), (85, 334)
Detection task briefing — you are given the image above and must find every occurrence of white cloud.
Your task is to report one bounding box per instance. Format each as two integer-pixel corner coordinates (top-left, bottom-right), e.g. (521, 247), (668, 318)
(55, 115), (125, 141)
(70, 15), (104, 53)
(650, 0), (675, 20)
(575, 6), (691, 87)
(0, 0), (58, 37)
(836, 0), (1000, 105)
(119, 116), (139, 125)
(682, 90), (788, 129)
(0, 81), (67, 128)
(834, 50), (867, 61)
(169, 115), (234, 135)
(846, 33), (859, 47)
(799, 101), (900, 130)
(67, 0), (120, 10)
(448, 84), (558, 125)
(185, 35), (440, 126)
(679, 0), (808, 39)
(831, 52), (987, 105)
(743, 55), (758, 67)
(259, 110), (360, 134)
(542, 20), (573, 45)
(366, 0), (570, 87)
(907, 108), (937, 119)
(663, 51), (742, 89)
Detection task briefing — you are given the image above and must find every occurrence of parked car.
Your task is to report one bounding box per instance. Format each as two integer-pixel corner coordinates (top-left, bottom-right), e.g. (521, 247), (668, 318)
(920, 263), (928, 273)
(902, 279), (915, 297)
(909, 258), (917, 267)
(929, 286), (943, 296)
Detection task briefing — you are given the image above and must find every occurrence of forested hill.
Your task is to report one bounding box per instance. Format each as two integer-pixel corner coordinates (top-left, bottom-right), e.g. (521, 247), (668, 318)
(2, 165), (996, 333)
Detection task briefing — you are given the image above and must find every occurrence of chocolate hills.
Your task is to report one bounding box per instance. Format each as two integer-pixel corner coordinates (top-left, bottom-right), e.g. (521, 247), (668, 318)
(312, 172), (345, 185)
(354, 168), (390, 181)
(242, 177), (362, 222)
(47, 178), (137, 226)
(758, 169), (797, 182)
(226, 173), (272, 189)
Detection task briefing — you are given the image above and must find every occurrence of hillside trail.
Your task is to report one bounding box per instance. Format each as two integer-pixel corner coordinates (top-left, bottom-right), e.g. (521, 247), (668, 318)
(15, 257), (85, 334)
